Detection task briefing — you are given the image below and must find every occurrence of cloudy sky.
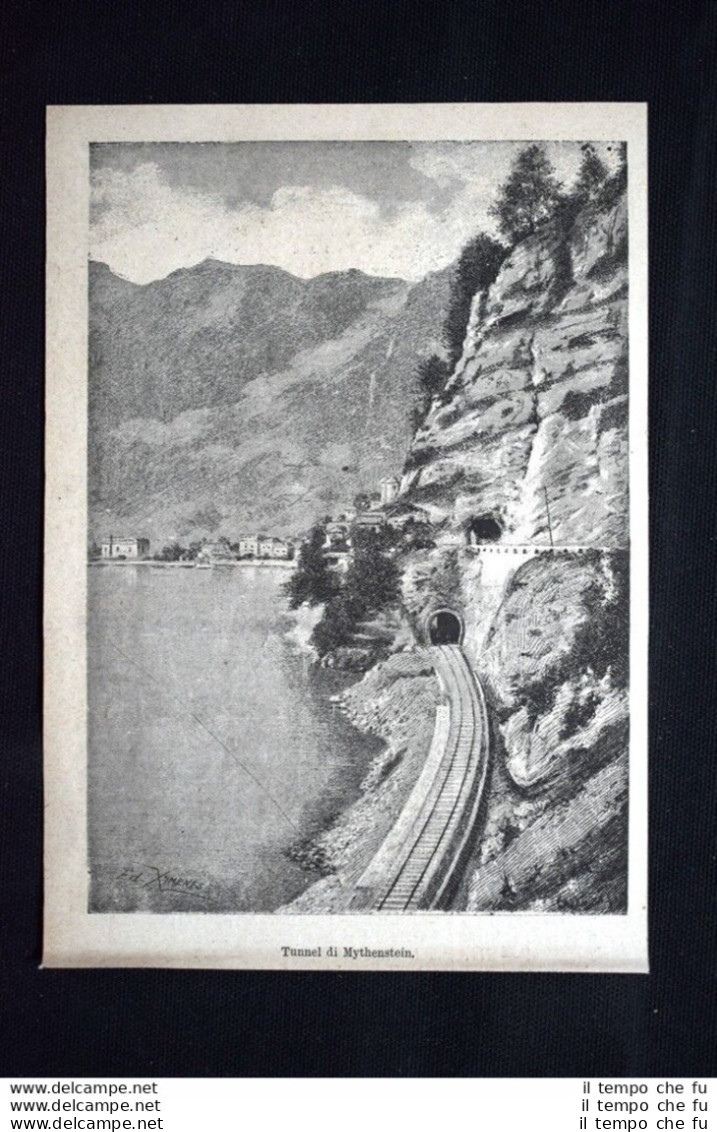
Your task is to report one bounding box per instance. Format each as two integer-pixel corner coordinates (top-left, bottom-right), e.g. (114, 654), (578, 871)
(90, 141), (619, 284)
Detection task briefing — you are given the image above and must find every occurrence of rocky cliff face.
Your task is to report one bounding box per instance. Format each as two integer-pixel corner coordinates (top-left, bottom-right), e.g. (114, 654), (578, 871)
(401, 191), (628, 548)
(398, 190), (629, 911)
(287, 190), (630, 915)
(89, 259), (452, 542)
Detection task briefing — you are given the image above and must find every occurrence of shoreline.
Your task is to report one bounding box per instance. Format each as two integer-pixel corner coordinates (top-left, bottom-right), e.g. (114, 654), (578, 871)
(278, 649), (442, 913)
(88, 559), (297, 569)
(281, 601), (323, 659)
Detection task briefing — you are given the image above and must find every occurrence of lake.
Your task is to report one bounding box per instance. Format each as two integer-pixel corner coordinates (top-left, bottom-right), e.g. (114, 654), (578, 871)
(87, 566), (382, 912)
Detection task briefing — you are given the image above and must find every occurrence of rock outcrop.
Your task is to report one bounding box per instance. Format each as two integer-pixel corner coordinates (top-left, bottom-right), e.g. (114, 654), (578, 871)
(288, 189), (630, 915)
(395, 190), (630, 911)
(402, 192), (628, 549)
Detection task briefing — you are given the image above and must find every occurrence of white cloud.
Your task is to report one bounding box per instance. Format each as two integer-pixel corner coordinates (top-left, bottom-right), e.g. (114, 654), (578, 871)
(90, 143), (620, 284)
(91, 161), (490, 283)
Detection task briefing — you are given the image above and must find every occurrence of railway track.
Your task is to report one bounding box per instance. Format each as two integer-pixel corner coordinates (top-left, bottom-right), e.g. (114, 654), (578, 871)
(352, 644), (490, 912)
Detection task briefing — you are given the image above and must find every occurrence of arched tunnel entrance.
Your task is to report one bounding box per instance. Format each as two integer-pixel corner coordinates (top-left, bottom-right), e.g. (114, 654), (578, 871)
(465, 514), (503, 545)
(427, 609), (464, 646)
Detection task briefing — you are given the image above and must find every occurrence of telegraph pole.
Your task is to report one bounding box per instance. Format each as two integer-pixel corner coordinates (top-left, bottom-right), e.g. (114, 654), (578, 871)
(543, 487), (554, 549)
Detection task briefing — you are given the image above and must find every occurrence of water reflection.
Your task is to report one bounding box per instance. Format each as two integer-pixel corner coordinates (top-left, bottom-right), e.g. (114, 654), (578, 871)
(88, 567), (381, 913)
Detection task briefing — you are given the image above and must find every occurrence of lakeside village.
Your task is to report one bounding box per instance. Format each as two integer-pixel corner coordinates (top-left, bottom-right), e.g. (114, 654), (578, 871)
(90, 531), (296, 566)
(88, 475), (408, 572)
(89, 474), (444, 666)
(93, 471), (512, 666)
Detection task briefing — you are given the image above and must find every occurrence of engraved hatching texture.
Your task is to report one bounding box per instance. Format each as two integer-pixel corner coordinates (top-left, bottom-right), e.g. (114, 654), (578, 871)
(285, 187), (630, 914)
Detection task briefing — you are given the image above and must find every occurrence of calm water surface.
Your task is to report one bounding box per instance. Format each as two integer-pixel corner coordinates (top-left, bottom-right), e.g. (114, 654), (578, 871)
(88, 566), (381, 912)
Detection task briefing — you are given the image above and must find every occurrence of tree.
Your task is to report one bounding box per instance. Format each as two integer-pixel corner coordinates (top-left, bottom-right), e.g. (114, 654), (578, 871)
(411, 353), (451, 431)
(401, 519), (436, 551)
(353, 492), (372, 512)
(311, 592), (362, 656)
(489, 144), (563, 245)
(308, 527), (402, 657)
(443, 234), (506, 365)
(572, 144), (609, 208)
(345, 530), (400, 612)
(156, 541), (185, 562)
(596, 141), (627, 209)
(284, 523), (338, 609)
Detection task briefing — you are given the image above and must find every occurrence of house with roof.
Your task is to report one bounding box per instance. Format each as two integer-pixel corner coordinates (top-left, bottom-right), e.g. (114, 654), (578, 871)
(100, 536), (150, 560)
(239, 534), (292, 559)
(353, 510), (387, 531)
(259, 535), (291, 559)
(238, 535), (259, 558)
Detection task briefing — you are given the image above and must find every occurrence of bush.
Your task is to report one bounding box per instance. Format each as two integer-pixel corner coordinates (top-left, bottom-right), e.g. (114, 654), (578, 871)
(346, 532), (400, 612)
(353, 492), (372, 512)
(155, 542), (186, 562)
(309, 529), (401, 657)
(311, 593), (359, 655)
(402, 442), (437, 475)
(284, 524), (338, 609)
(402, 520), (436, 551)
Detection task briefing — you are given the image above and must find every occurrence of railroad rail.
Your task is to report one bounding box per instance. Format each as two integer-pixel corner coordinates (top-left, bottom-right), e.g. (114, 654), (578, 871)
(351, 644), (490, 912)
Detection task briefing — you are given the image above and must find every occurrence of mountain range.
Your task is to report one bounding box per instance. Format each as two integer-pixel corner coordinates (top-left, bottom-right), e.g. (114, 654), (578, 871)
(89, 257), (453, 543)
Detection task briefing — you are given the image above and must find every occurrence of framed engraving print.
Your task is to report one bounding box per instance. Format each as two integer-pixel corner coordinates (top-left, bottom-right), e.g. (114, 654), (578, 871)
(44, 102), (647, 970)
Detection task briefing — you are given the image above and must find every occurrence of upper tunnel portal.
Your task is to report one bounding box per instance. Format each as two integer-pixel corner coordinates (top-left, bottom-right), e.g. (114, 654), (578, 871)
(465, 515), (503, 544)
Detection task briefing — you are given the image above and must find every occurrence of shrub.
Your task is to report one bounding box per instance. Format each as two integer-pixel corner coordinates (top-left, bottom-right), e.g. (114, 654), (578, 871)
(353, 492), (372, 512)
(311, 593), (358, 655)
(155, 542), (186, 562)
(346, 532), (401, 612)
(284, 524), (338, 608)
(400, 518), (436, 551)
(309, 529), (401, 657)
(402, 443), (437, 474)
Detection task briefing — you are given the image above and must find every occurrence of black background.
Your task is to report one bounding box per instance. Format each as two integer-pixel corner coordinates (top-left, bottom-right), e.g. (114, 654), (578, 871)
(1, 0), (715, 1078)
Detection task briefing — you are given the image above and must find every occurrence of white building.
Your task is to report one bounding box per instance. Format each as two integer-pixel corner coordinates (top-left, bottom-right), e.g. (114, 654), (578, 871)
(380, 476), (400, 506)
(100, 536), (150, 559)
(259, 536), (291, 559)
(324, 520), (349, 547)
(238, 535), (259, 557)
(239, 534), (291, 559)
